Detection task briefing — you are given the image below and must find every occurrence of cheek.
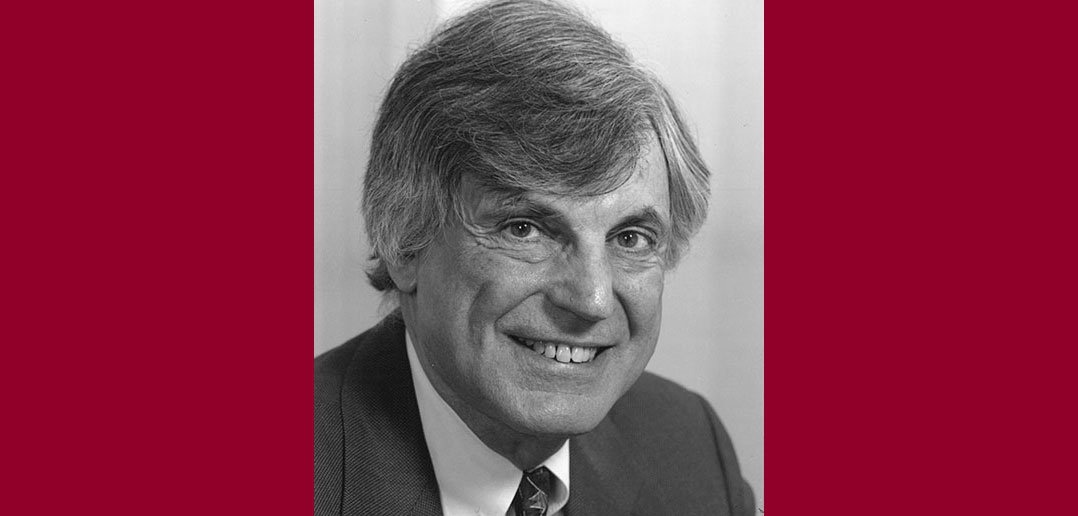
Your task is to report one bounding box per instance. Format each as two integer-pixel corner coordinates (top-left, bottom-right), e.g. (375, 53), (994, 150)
(423, 244), (552, 338)
(620, 270), (666, 338)
(463, 251), (553, 310)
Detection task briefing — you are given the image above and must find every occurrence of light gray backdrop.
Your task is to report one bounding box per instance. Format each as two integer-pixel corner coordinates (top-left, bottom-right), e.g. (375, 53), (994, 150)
(314, 0), (763, 510)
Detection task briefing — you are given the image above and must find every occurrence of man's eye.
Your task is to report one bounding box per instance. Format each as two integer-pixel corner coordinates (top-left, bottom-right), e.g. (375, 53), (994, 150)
(615, 231), (652, 250)
(506, 221), (538, 239)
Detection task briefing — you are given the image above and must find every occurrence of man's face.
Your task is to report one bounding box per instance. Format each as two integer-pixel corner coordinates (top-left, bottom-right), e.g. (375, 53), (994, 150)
(399, 138), (670, 438)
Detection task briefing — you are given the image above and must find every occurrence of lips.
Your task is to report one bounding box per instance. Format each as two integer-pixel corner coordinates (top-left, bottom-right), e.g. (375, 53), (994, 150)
(509, 335), (608, 364)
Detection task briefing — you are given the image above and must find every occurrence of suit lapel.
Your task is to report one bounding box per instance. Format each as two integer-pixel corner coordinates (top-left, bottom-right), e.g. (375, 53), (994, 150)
(339, 316), (442, 516)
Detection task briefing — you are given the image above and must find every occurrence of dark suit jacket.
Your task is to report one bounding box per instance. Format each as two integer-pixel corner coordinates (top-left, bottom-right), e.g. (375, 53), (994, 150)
(315, 315), (755, 515)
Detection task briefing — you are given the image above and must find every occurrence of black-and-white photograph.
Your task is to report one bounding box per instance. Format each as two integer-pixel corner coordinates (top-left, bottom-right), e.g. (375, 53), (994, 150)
(315, 0), (763, 513)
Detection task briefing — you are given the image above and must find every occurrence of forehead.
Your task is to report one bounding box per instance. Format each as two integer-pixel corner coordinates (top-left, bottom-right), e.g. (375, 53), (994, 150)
(460, 137), (671, 224)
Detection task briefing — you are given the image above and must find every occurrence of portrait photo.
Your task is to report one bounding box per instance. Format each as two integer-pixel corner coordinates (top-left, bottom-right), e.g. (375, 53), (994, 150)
(315, 0), (763, 513)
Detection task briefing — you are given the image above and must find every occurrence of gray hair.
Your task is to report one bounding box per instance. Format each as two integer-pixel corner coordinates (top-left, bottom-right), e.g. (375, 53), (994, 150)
(362, 0), (711, 292)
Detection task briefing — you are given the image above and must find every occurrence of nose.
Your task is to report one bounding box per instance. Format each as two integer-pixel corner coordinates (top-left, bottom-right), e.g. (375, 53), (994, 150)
(548, 246), (617, 322)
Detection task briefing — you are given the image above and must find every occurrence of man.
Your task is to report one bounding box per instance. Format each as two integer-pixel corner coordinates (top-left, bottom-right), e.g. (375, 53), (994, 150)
(314, 0), (755, 514)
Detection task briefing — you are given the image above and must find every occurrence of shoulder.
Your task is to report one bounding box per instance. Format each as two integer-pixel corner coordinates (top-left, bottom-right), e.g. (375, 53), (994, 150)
(313, 314), (408, 516)
(315, 313), (406, 396)
(314, 335), (358, 405)
(604, 371), (756, 515)
(313, 332), (364, 516)
(314, 313), (407, 434)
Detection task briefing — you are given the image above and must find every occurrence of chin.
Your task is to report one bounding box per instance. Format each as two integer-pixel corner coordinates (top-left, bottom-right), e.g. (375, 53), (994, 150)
(509, 392), (618, 438)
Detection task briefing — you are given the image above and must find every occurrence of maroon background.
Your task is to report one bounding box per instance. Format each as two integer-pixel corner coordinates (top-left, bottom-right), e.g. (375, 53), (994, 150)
(3, 0), (1075, 514)
(4, 1), (311, 513)
(767, 1), (1078, 514)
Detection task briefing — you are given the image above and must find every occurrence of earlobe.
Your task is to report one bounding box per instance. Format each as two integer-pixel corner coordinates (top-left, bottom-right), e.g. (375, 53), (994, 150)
(386, 258), (418, 294)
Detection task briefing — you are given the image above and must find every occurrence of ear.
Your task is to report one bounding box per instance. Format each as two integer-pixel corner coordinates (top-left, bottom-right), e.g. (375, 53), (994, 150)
(386, 257), (418, 294)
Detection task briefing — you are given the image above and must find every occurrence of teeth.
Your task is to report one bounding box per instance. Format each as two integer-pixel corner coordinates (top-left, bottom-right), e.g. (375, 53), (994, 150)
(518, 337), (599, 364)
(543, 343), (556, 359)
(556, 344), (571, 363)
(570, 346), (587, 363)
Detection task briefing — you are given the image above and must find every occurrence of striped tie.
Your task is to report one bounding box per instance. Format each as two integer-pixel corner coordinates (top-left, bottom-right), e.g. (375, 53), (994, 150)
(512, 466), (552, 516)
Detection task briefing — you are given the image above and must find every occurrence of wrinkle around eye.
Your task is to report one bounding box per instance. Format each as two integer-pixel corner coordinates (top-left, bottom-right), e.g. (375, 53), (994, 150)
(462, 221), (558, 263)
(611, 251), (667, 274)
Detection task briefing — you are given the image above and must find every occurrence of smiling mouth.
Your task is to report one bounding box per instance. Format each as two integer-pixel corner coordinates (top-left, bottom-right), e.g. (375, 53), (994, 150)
(509, 336), (608, 364)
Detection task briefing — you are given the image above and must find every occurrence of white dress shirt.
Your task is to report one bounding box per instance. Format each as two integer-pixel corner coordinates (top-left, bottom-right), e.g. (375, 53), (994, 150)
(406, 332), (570, 516)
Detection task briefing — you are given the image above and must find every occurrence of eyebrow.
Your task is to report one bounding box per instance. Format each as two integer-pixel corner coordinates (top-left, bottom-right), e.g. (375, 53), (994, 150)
(618, 207), (670, 234)
(476, 195), (564, 229)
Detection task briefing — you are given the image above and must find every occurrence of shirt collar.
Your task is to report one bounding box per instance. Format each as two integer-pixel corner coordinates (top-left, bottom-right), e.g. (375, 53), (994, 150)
(406, 331), (570, 516)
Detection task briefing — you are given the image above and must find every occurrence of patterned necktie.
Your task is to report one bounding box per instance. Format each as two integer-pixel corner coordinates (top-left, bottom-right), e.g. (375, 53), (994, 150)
(512, 466), (552, 516)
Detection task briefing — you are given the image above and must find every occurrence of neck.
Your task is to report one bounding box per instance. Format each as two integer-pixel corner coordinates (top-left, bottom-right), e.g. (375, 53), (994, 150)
(462, 412), (567, 471)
